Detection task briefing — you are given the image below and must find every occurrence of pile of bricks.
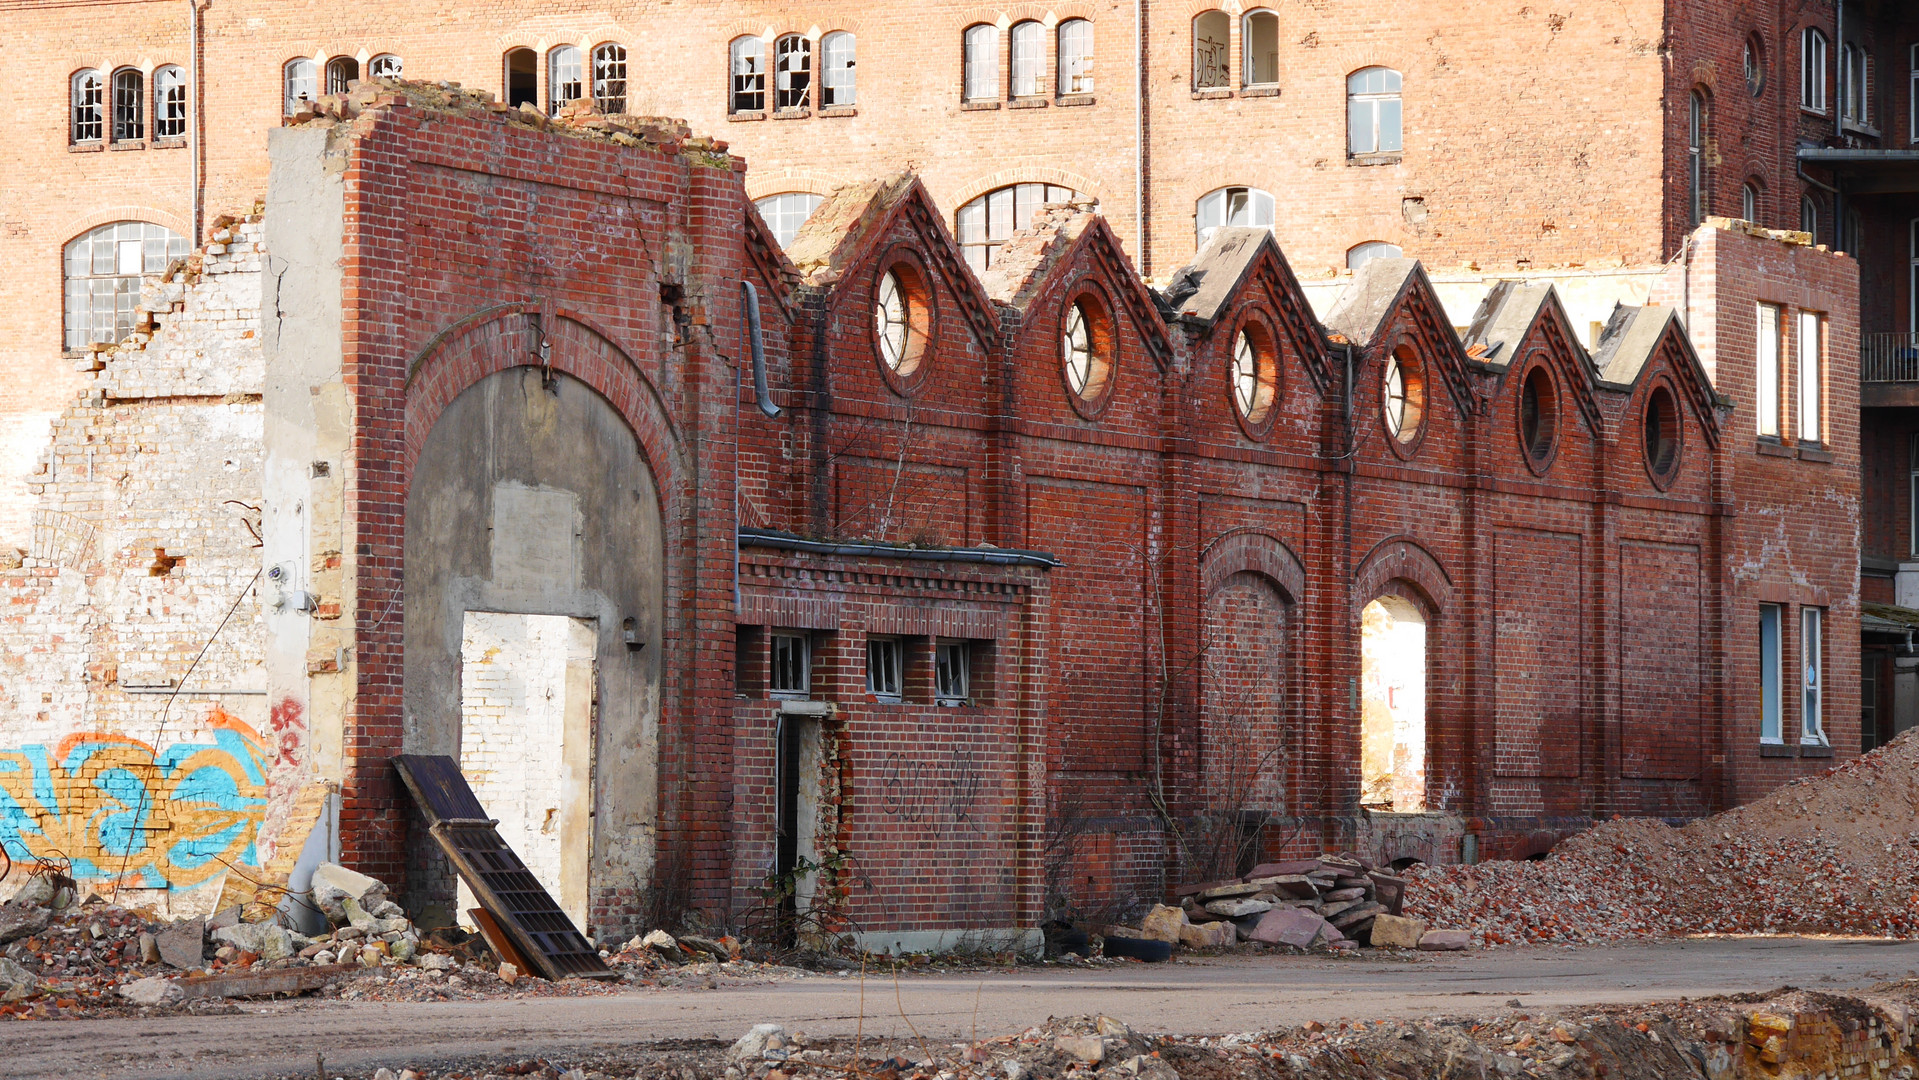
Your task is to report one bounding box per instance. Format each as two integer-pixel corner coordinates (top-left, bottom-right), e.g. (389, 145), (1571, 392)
(1134, 855), (1467, 952)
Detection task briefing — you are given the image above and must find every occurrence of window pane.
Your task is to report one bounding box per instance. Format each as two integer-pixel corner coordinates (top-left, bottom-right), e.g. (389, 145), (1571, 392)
(1058, 19), (1093, 95)
(1010, 22), (1042, 97)
(1377, 98), (1403, 152)
(1349, 99), (1374, 153)
(1798, 312), (1821, 441)
(1759, 605), (1781, 741)
(822, 32), (855, 106)
(731, 38), (765, 112)
(1755, 304), (1779, 436)
(964, 26), (998, 101)
(1802, 608), (1822, 742)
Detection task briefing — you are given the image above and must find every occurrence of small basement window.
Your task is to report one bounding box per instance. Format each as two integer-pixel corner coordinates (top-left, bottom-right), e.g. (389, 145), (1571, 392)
(935, 641), (970, 705)
(770, 632), (811, 698)
(867, 637), (903, 701)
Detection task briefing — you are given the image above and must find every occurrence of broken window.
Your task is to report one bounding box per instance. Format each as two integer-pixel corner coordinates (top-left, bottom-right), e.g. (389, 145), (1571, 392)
(1759, 604), (1782, 743)
(867, 637), (903, 701)
(593, 43), (627, 112)
(1797, 311), (1823, 444)
(283, 58), (316, 116)
(873, 263), (930, 375)
(775, 35), (810, 110)
(755, 192), (825, 248)
(1009, 21), (1043, 98)
(110, 67), (143, 142)
(1688, 89), (1708, 225)
(62, 221), (189, 352)
(325, 56), (359, 95)
(153, 65), (187, 139)
(1346, 241), (1401, 269)
(935, 641), (969, 705)
(71, 69), (104, 143)
(369, 53), (403, 79)
(1194, 186), (1273, 248)
(962, 24), (998, 102)
(548, 46), (582, 115)
(1241, 10), (1279, 87)
(1801, 27), (1828, 113)
(821, 31), (855, 107)
(1755, 303), (1781, 437)
(1347, 67), (1402, 156)
(1192, 11), (1229, 89)
(1057, 19), (1093, 96)
(956, 183), (1085, 271)
(1802, 608), (1825, 744)
(770, 632), (811, 698)
(505, 49), (537, 107)
(730, 36), (766, 113)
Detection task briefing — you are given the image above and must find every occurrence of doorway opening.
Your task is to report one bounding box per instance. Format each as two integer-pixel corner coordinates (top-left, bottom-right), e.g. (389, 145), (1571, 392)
(458, 612), (596, 930)
(773, 711), (825, 947)
(1360, 595), (1426, 812)
(505, 48), (538, 108)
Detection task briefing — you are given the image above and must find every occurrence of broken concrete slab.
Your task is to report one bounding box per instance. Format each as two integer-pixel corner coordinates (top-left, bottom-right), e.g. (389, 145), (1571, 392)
(0, 902), (49, 944)
(121, 975), (186, 1006)
(212, 922), (295, 961)
(1418, 929), (1471, 951)
(175, 962), (360, 1001)
(157, 917), (206, 970)
(1178, 920), (1235, 949)
(1246, 875), (1321, 900)
(730, 1023), (786, 1061)
(1243, 907), (1330, 948)
(311, 862), (389, 925)
(1245, 860), (1322, 879)
(0, 957), (37, 993)
(1054, 1036), (1106, 1064)
(1202, 897), (1274, 918)
(1369, 913), (1426, 948)
(1195, 882), (1263, 902)
(1138, 904), (1186, 943)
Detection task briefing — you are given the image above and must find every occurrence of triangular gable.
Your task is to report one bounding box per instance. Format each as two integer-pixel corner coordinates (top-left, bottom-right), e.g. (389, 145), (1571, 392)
(742, 201), (800, 322)
(985, 208), (1173, 369)
(1162, 228), (1335, 393)
(1325, 258), (1480, 418)
(1472, 282), (1605, 438)
(1637, 312), (1724, 451)
(791, 173), (1001, 351)
(1592, 305), (1723, 450)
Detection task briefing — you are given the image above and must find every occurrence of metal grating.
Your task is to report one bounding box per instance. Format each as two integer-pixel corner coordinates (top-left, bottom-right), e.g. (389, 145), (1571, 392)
(392, 754), (614, 981)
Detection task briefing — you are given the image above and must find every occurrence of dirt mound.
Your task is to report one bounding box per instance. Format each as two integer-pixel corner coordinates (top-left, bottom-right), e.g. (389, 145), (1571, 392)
(1404, 730), (1919, 944)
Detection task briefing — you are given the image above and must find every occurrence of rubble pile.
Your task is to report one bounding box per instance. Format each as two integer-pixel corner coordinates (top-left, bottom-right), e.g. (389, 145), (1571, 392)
(1147, 855), (1467, 953)
(1406, 729), (1919, 945)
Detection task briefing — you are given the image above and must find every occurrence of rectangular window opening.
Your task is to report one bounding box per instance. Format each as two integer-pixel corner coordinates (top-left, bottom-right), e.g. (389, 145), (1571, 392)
(1759, 603), (1782, 743)
(866, 636), (902, 701)
(770, 631), (811, 698)
(1756, 303), (1781, 437)
(1797, 310), (1823, 444)
(1801, 607), (1825, 744)
(935, 641), (970, 706)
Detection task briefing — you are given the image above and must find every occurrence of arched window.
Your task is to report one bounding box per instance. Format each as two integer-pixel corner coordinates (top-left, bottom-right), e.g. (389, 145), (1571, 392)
(1060, 295), (1113, 406)
(1347, 67), (1403, 156)
(1192, 11), (1230, 90)
(963, 24), (999, 102)
(593, 43), (627, 112)
(1801, 27), (1828, 112)
(1347, 241), (1403, 269)
(1643, 384), (1682, 484)
(110, 67), (144, 143)
(369, 54), (403, 79)
(1688, 89), (1708, 225)
(1382, 344), (1426, 445)
(1800, 193), (1820, 242)
(821, 31), (856, 107)
(71, 70), (104, 144)
(775, 34), (810, 110)
(282, 58), (317, 116)
(1057, 19), (1093, 96)
(1009, 20), (1043, 98)
(1195, 186), (1274, 248)
(63, 221), (189, 352)
(1840, 41), (1867, 125)
(730, 36), (766, 113)
(755, 192), (825, 248)
(1231, 323), (1277, 425)
(153, 65), (187, 139)
(504, 48), (537, 108)
(1742, 179), (1761, 223)
(956, 183), (1088, 272)
(1242, 10), (1279, 88)
(325, 56), (359, 95)
(548, 46), (582, 115)
(1743, 33), (1766, 97)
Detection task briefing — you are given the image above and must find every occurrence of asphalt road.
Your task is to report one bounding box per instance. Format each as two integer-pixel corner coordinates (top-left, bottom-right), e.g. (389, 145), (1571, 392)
(9, 937), (1917, 1080)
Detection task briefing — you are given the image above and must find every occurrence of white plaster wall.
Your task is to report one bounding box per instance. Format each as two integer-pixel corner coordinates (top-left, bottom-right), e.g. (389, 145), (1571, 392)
(1301, 267), (1664, 351)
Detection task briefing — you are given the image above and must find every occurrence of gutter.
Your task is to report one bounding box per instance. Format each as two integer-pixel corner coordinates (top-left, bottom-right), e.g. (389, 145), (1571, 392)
(739, 528), (1062, 568)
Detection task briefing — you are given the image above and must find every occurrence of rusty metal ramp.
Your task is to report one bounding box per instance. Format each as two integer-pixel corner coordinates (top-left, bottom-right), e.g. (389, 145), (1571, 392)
(392, 754), (615, 981)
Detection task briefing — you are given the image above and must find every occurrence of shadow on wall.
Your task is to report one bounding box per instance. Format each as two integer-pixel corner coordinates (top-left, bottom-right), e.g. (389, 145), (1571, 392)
(0, 708), (269, 889)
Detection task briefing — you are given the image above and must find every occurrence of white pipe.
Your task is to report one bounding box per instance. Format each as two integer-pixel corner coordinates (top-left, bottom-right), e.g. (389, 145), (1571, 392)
(188, 0), (200, 241)
(1134, 0), (1146, 276)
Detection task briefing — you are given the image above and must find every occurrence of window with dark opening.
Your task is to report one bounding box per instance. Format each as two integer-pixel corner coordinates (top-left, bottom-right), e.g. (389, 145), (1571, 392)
(325, 56), (359, 95)
(111, 67), (144, 142)
(731, 36), (766, 112)
(775, 35), (811, 110)
(935, 641), (970, 705)
(1642, 384), (1681, 483)
(1518, 364), (1557, 467)
(505, 48), (537, 107)
(548, 46), (582, 115)
(770, 632), (810, 698)
(593, 43), (627, 112)
(369, 54), (403, 79)
(867, 637), (902, 701)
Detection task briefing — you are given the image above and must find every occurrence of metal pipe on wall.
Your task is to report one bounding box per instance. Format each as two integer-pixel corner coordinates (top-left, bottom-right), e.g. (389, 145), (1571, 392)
(188, 0), (203, 241)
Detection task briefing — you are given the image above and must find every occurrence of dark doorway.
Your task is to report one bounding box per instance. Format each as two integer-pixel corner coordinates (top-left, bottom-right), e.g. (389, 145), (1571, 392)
(506, 48), (538, 108)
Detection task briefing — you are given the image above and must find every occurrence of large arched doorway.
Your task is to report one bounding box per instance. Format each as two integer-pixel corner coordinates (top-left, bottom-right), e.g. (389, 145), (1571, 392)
(402, 364), (664, 936)
(1360, 595), (1425, 812)
(1200, 570), (1290, 878)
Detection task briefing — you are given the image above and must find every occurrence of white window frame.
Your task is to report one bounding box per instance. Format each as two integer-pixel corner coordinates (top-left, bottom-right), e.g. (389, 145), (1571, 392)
(935, 641), (970, 706)
(956, 183), (1084, 272)
(1756, 303), (1781, 437)
(1797, 310), (1823, 444)
(1801, 194), (1820, 243)
(592, 42), (628, 113)
(368, 54), (403, 79)
(1347, 241), (1402, 270)
(1057, 18), (1093, 96)
(1911, 44), (1918, 143)
(1192, 11), (1230, 90)
(154, 65), (187, 139)
(730, 37), (766, 113)
(774, 34), (810, 111)
(1802, 27), (1828, 113)
(1009, 21), (1044, 98)
(63, 221), (189, 353)
(1801, 607), (1825, 744)
(71, 69), (104, 144)
(770, 632), (811, 699)
(755, 192), (824, 249)
(1687, 90), (1707, 225)
(1759, 603), (1783, 743)
(1241, 9), (1280, 88)
(1195, 185), (1275, 248)
(1346, 67), (1403, 156)
(821, 31), (855, 107)
(1742, 180), (1759, 223)
(1909, 433), (1919, 558)
(963, 25), (999, 102)
(283, 57), (317, 117)
(867, 637), (903, 701)
(548, 45), (583, 115)
(325, 55), (359, 96)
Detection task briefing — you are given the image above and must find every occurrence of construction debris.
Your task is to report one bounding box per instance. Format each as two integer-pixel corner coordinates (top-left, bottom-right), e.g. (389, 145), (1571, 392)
(1405, 728), (1919, 946)
(1158, 854), (1460, 952)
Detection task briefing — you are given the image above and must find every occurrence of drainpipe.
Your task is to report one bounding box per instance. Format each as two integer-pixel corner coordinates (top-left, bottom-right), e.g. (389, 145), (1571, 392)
(1134, 0), (1148, 276)
(188, 0), (202, 241)
(1834, 0), (1846, 249)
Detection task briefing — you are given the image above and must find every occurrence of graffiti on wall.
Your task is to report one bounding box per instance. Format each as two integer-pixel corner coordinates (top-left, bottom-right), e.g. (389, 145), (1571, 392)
(0, 709), (269, 889)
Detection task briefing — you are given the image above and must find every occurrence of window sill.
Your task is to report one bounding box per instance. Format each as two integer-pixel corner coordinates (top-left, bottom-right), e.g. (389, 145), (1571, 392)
(1755, 438), (1794, 457)
(868, 694), (903, 705)
(1348, 152), (1402, 167)
(1191, 88), (1233, 99)
(1799, 742), (1834, 757)
(68, 142), (105, 153)
(1801, 105), (1828, 119)
(772, 107), (811, 120)
(151, 137), (188, 150)
(727, 111), (768, 122)
(108, 140), (146, 152)
(1056, 94), (1095, 107)
(1008, 97), (1049, 110)
(1758, 741), (1795, 757)
(1798, 445), (1833, 463)
(961, 100), (1001, 111)
(819, 106), (858, 118)
(1239, 85), (1280, 98)
(1842, 119), (1880, 139)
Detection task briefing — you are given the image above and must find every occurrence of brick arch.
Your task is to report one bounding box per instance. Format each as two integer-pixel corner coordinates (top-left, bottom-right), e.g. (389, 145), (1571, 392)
(947, 168), (1109, 216)
(744, 172), (848, 200)
(1352, 536), (1453, 616)
(1200, 529), (1306, 604)
(402, 305), (688, 504)
(58, 206), (194, 246)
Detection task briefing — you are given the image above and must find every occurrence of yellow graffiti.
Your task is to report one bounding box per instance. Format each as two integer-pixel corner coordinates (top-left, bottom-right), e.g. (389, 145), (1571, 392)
(0, 710), (269, 889)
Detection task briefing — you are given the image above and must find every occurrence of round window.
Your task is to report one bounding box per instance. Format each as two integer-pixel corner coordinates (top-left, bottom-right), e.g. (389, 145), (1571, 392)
(1231, 327), (1277, 425)
(1743, 34), (1765, 97)
(1518, 364), (1558, 468)
(1061, 296), (1113, 407)
(1382, 346), (1426, 444)
(873, 266), (929, 376)
(1643, 384), (1682, 484)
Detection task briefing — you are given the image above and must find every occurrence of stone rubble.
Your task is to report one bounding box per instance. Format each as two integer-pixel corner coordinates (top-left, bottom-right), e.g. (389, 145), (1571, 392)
(1148, 854), (1467, 954)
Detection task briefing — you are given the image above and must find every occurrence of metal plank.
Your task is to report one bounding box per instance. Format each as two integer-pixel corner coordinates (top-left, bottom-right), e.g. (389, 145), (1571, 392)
(392, 755), (615, 981)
